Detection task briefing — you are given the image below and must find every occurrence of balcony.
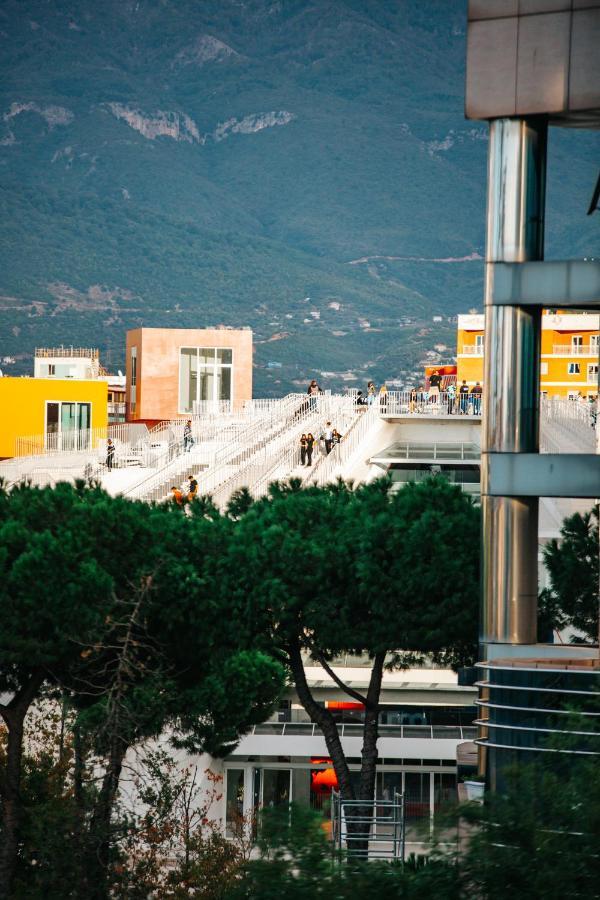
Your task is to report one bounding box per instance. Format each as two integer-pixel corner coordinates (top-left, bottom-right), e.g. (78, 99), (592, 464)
(232, 721), (477, 761)
(459, 345), (484, 356)
(552, 344), (599, 356)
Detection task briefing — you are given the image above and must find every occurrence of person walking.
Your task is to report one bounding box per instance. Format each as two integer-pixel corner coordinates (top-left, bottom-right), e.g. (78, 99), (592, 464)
(171, 486), (184, 506)
(183, 419), (194, 453)
(470, 382), (483, 415)
(588, 395), (597, 429)
(459, 380), (470, 414)
(367, 381), (377, 406)
(306, 433), (315, 466)
(307, 379), (321, 410)
(300, 433), (308, 466)
(106, 438), (115, 471)
(332, 428), (342, 446)
(322, 421), (334, 455)
(187, 474), (198, 501)
(355, 390), (368, 407)
(447, 382), (456, 415)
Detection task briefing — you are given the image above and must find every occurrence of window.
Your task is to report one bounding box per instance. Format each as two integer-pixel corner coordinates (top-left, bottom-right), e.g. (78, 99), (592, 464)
(591, 334), (600, 351)
(571, 335), (583, 347)
(129, 347), (137, 415)
(475, 334), (484, 351)
(179, 347), (234, 412)
(587, 363), (599, 382)
(568, 362), (580, 375)
(540, 362), (548, 375)
(45, 401), (91, 450)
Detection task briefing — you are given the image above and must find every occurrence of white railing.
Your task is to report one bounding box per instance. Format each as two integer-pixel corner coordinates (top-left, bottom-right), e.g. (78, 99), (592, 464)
(201, 395), (355, 509)
(125, 394), (314, 503)
(552, 344), (599, 356)
(382, 391), (483, 417)
(213, 402), (339, 508)
(307, 402), (379, 488)
(13, 423), (149, 459)
(540, 395), (597, 454)
(386, 441), (480, 460)
(459, 345), (484, 356)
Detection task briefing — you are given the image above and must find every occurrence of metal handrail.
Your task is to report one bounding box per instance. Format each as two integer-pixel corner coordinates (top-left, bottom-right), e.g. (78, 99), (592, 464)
(128, 393), (317, 503)
(383, 391), (483, 417)
(307, 402), (379, 487)
(209, 395), (356, 509)
(251, 722), (474, 740)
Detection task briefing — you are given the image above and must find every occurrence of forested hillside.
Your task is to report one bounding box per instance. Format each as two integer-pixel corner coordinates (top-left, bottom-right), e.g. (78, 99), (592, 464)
(0, 0), (597, 391)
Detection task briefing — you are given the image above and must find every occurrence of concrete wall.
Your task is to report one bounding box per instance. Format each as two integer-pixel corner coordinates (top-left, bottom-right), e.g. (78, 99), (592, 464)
(0, 377), (108, 458)
(126, 327), (253, 421)
(466, 1), (600, 125)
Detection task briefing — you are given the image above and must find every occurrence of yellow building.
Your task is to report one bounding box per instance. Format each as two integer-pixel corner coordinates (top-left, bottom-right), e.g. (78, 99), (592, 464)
(456, 312), (599, 399)
(0, 377), (108, 459)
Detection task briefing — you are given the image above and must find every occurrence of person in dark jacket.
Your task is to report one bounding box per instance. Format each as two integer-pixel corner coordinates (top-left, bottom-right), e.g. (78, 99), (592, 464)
(332, 428), (342, 445)
(306, 433), (315, 466)
(300, 433), (308, 466)
(307, 379), (322, 410)
(459, 380), (470, 414)
(470, 382), (483, 415)
(187, 474), (198, 500)
(106, 439), (115, 470)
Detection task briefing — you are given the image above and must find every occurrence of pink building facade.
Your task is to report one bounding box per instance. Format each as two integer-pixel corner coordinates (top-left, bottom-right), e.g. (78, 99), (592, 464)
(125, 328), (253, 422)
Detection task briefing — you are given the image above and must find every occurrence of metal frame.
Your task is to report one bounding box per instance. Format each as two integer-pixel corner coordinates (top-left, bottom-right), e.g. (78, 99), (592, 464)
(331, 790), (405, 862)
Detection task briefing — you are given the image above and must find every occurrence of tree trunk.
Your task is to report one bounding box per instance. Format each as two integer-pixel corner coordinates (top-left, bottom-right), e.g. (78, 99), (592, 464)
(354, 651), (385, 858)
(287, 640), (355, 803)
(87, 739), (127, 899)
(0, 671), (44, 900)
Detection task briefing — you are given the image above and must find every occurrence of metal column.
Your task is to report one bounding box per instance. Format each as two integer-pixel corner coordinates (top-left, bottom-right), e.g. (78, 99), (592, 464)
(481, 118), (547, 652)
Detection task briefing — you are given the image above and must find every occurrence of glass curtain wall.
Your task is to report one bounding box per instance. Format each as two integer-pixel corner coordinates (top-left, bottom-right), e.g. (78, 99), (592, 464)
(179, 347), (233, 412)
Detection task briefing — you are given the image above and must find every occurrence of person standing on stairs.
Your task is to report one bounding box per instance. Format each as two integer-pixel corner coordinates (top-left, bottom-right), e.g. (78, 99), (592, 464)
(322, 421), (334, 455)
(300, 433), (308, 466)
(183, 420), (194, 453)
(306, 433), (315, 466)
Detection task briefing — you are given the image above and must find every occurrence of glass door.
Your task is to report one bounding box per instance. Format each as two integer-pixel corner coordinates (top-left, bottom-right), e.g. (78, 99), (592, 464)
(77, 403), (91, 449)
(46, 403), (59, 450)
(262, 769), (291, 808)
(60, 403), (77, 451)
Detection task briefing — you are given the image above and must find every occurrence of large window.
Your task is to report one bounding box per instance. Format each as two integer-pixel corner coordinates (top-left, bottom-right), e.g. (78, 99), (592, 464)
(179, 347), (233, 413)
(45, 401), (91, 450)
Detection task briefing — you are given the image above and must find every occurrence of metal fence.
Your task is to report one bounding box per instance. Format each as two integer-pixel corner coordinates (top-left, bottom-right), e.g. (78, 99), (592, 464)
(331, 790), (405, 860)
(382, 391), (483, 417)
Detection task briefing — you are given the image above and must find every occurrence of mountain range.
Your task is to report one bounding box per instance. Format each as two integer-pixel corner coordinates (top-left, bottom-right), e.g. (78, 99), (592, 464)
(1, 0), (598, 393)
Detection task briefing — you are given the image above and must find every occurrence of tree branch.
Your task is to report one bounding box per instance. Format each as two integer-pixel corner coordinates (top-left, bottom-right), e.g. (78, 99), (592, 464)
(311, 651), (368, 706)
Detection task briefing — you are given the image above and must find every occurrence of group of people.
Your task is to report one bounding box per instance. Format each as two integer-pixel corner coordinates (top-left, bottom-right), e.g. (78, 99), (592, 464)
(355, 381), (388, 408)
(171, 474), (198, 506)
(299, 421), (342, 466)
(408, 378), (482, 415)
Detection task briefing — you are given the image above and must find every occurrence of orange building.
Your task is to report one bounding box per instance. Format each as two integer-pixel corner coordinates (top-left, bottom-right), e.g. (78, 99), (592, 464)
(126, 327), (253, 421)
(456, 312), (599, 399)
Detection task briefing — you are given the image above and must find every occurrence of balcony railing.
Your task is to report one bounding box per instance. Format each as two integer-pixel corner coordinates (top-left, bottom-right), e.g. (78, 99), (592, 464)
(382, 391), (483, 417)
(552, 344), (599, 356)
(249, 722), (478, 740)
(459, 345), (484, 355)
